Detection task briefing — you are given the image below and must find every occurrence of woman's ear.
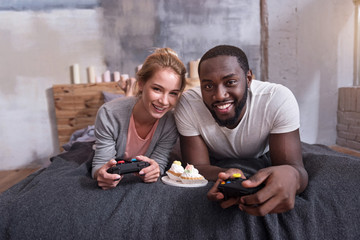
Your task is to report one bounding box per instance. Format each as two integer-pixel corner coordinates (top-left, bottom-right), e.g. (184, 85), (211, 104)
(137, 80), (144, 93)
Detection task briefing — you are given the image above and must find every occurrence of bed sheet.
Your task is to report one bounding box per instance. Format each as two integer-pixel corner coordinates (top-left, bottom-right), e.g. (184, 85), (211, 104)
(1, 142), (360, 239)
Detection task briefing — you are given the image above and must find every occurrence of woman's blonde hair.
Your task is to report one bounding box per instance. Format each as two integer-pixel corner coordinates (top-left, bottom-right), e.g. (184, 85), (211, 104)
(136, 47), (187, 94)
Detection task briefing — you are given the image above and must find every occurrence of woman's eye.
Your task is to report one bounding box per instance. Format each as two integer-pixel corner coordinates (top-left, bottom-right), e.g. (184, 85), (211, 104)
(153, 87), (161, 92)
(170, 91), (179, 96)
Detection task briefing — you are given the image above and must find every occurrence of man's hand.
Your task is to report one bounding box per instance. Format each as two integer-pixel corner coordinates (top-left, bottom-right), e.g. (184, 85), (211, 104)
(238, 165), (299, 216)
(207, 168), (246, 208)
(135, 155), (160, 183)
(95, 159), (122, 190)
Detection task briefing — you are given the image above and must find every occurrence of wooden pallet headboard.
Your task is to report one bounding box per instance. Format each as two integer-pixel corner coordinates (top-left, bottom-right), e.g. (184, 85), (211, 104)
(53, 82), (125, 150)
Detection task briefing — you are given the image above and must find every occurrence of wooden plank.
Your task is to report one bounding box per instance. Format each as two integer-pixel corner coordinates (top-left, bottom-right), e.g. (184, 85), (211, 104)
(53, 82), (125, 150)
(0, 168), (40, 193)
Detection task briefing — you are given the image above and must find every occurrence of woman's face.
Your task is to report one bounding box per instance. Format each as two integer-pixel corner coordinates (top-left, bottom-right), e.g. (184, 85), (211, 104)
(138, 68), (182, 120)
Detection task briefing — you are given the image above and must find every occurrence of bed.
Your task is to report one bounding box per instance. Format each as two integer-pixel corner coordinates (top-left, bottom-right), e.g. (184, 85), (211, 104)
(1, 82), (360, 239)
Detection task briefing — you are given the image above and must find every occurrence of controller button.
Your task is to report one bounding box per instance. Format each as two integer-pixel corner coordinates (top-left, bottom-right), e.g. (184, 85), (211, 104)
(131, 158), (137, 162)
(220, 181), (225, 185)
(226, 180), (231, 184)
(232, 173), (241, 178)
(118, 160), (125, 164)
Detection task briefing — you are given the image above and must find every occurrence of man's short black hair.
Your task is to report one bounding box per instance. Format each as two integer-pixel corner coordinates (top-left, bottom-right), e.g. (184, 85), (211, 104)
(198, 45), (250, 75)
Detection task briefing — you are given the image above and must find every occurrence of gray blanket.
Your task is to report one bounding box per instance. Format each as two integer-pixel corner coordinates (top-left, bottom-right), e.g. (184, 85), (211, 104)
(1, 142), (360, 239)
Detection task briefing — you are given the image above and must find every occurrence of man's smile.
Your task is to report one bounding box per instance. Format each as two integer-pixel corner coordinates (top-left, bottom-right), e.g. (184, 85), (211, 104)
(212, 101), (233, 113)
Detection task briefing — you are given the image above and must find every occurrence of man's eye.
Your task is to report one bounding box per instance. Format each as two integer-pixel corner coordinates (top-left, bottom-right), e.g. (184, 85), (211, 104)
(204, 84), (213, 90)
(227, 80), (237, 86)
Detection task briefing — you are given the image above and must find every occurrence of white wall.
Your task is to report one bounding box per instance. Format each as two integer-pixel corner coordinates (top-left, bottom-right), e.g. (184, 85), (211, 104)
(0, 9), (106, 170)
(267, 0), (354, 145)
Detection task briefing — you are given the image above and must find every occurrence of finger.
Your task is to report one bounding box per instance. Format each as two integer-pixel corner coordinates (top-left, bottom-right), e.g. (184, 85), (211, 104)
(218, 172), (232, 180)
(239, 197), (275, 216)
(134, 155), (150, 162)
(106, 159), (117, 168)
(138, 158), (158, 175)
(98, 178), (120, 189)
(207, 179), (224, 201)
(244, 169), (271, 187)
(143, 174), (160, 182)
(99, 168), (122, 182)
(220, 197), (240, 209)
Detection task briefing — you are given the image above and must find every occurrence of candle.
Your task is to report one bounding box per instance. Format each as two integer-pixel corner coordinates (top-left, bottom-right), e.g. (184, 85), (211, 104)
(103, 70), (111, 82)
(87, 66), (96, 83)
(189, 59), (200, 79)
(71, 64), (81, 84)
(113, 71), (121, 82)
(96, 76), (102, 83)
(119, 74), (129, 91)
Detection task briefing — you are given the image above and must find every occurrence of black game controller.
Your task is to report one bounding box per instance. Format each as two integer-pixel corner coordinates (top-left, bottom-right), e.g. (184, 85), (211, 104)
(218, 173), (263, 199)
(107, 158), (150, 175)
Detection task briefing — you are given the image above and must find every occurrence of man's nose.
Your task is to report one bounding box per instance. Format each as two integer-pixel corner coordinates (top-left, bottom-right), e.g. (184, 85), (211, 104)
(213, 85), (227, 101)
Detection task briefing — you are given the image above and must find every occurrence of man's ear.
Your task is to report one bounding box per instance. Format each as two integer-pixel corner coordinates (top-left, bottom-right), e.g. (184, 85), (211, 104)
(247, 70), (253, 87)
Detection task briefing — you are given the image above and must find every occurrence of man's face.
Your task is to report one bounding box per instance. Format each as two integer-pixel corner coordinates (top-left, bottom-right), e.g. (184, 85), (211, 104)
(199, 55), (252, 129)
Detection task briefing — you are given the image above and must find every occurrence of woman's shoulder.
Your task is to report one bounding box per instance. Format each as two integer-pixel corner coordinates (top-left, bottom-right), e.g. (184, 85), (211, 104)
(96, 97), (137, 122)
(102, 96), (137, 111)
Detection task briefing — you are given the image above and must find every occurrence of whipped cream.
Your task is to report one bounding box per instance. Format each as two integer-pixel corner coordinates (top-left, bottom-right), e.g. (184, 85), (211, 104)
(180, 164), (204, 179)
(169, 160), (184, 174)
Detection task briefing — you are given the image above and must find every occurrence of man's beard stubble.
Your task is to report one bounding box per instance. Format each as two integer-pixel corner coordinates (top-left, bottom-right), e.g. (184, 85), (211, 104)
(209, 84), (248, 128)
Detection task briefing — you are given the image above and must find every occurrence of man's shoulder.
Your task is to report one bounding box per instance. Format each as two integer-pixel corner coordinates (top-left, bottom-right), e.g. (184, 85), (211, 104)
(182, 86), (202, 99)
(251, 80), (293, 97)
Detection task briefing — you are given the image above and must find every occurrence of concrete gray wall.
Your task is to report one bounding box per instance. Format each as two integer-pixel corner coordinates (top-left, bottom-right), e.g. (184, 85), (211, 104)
(101, 0), (261, 79)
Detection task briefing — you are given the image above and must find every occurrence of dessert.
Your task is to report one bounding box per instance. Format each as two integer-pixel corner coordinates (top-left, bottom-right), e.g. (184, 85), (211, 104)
(180, 164), (205, 184)
(166, 160), (184, 181)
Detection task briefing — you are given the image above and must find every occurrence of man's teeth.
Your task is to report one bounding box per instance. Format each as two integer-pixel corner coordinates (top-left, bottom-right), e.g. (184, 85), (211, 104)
(217, 103), (231, 109)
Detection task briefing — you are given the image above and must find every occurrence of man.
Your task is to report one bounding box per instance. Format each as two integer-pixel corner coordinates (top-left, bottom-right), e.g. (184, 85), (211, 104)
(174, 45), (308, 216)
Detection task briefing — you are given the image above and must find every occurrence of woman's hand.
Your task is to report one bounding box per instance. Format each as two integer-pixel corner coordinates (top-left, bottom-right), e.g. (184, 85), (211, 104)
(95, 159), (122, 190)
(134, 155), (160, 183)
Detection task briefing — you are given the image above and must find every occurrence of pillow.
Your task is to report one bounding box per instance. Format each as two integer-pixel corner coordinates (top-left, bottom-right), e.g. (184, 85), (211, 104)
(102, 91), (124, 103)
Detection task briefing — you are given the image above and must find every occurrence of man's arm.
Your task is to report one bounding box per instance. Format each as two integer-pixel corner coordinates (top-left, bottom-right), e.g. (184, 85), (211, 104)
(268, 129), (308, 194)
(180, 135), (244, 181)
(239, 129), (308, 215)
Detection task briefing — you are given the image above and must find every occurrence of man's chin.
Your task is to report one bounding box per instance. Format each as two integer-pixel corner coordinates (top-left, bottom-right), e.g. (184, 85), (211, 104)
(213, 115), (236, 127)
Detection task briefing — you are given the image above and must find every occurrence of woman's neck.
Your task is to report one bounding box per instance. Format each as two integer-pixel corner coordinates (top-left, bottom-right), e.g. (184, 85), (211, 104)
(132, 99), (157, 130)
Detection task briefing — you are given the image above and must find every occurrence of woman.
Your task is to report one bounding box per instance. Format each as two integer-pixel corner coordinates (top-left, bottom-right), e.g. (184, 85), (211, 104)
(92, 48), (187, 190)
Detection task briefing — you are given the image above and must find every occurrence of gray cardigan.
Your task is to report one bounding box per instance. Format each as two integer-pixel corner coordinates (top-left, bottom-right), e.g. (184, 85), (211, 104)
(91, 97), (178, 178)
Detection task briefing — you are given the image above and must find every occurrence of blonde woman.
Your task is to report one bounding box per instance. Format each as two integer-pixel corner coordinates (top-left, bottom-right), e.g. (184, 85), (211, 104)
(92, 48), (186, 190)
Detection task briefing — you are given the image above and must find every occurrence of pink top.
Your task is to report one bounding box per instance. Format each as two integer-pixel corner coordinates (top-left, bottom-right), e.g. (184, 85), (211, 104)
(123, 114), (159, 160)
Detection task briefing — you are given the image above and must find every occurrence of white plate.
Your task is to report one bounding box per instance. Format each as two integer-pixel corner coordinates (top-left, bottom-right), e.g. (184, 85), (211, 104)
(161, 176), (208, 188)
